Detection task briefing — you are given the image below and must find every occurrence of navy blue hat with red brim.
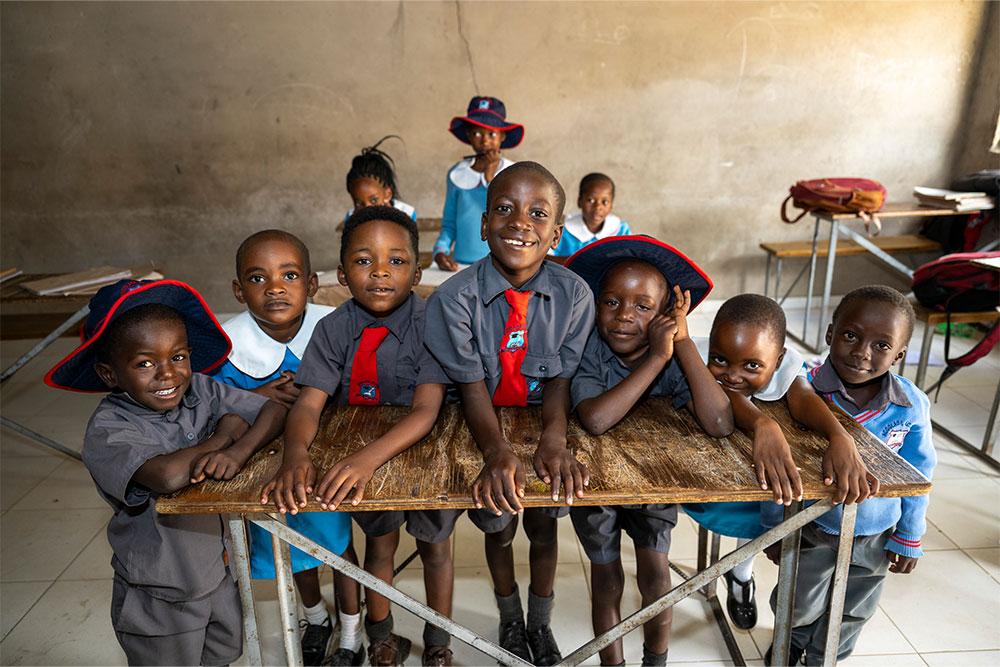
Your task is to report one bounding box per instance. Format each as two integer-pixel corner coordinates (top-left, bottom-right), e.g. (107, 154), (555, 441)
(449, 96), (524, 149)
(564, 235), (713, 312)
(45, 279), (231, 393)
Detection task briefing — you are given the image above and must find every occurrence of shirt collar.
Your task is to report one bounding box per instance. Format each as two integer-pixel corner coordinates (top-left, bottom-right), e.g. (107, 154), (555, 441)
(562, 211), (622, 243)
(345, 292), (417, 342)
(477, 255), (556, 305)
(222, 304), (334, 379)
(448, 156), (514, 190)
(811, 357), (911, 412)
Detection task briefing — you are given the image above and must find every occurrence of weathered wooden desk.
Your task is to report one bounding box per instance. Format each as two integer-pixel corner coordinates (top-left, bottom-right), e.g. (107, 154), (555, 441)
(158, 399), (930, 667)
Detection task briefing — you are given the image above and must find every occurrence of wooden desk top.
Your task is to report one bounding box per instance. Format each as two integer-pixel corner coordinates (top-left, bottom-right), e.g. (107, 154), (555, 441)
(157, 399), (930, 515)
(813, 202), (984, 221)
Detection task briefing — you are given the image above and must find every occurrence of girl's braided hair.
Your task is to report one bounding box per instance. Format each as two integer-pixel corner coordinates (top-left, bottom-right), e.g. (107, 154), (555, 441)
(346, 135), (403, 199)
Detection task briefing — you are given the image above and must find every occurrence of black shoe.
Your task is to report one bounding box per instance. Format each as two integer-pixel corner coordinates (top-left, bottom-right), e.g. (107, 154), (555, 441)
(325, 646), (365, 667)
(724, 570), (758, 630)
(300, 616), (334, 667)
(526, 624), (561, 666)
(764, 643), (804, 666)
(498, 618), (532, 664)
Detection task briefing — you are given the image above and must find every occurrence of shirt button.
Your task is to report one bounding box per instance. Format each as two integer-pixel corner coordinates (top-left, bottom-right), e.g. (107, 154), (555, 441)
(539, 365), (548, 372)
(186, 433), (195, 441)
(384, 402), (392, 406)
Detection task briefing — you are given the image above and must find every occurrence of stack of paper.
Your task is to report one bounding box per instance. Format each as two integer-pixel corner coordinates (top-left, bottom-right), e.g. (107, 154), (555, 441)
(0, 267), (23, 283)
(914, 186), (995, 212)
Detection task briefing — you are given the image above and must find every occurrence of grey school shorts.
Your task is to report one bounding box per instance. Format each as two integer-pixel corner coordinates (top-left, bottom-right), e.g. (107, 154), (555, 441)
(571, 504), (678, 565)
(110, 572), (242, 666)
(468, 505), (571, 534)
(352, 509), (463, 544)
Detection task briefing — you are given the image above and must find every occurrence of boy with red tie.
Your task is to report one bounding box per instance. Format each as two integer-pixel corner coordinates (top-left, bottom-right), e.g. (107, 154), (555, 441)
(425, 161), (595, 665)
(262, 206), (458, 667)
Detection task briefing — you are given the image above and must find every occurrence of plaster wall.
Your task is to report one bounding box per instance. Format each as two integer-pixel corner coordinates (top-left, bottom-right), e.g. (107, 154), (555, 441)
(1, 1), (994, 310)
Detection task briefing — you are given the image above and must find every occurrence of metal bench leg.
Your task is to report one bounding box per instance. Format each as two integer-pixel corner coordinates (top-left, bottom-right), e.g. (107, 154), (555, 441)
(822, 503), (858, 667)
(228, 515), (262, 666)
(916, 320), (934, 389)
(818, 220), (840, 352)
(804, 218), (821, 351)
(765, 254), (772, 298)
(982, 376), (1000, 457)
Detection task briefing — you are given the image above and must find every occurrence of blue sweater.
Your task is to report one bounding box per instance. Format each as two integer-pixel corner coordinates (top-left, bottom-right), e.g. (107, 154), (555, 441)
(763, 361), (936, 558)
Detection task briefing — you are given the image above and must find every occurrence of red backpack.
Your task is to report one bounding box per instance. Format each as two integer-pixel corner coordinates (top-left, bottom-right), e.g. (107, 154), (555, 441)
(780, 178), (887, 228)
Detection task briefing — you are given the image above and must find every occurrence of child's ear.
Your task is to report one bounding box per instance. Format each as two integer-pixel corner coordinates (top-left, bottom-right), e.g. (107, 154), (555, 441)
(381, 185), (393, 204)
(337, 265), (349, 287)
(232, 279), (247, 305)
(93, 361), (118, 390)
(306, 272), (319, 298)
(549, 223), (564, 251)
(481, 211), (489, 242)
(825, 324), (834, 346)
(892, 346), (907, 367)
(776, 347), (787, 368)
(412, 265), (423, 287)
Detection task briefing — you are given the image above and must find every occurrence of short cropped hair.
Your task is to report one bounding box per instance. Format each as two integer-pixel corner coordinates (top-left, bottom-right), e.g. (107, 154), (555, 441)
(712, 294), (786, 348)
(236, 229), (311, 276)
(97, 304), (186, 364)
(487, 161), (567, 222)
(832, 285), (916, 342)
(598, 259), (671, 312)
(579, 172), (615, 199)
(340, 204), (420, 265)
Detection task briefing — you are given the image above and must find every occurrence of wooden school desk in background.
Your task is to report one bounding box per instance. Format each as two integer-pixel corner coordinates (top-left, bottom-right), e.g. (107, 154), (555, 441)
(158, 399), (931, 667)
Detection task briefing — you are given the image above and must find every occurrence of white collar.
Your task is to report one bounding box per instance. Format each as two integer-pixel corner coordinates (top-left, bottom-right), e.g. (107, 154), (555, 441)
(222, 304), (335, 379)
(562, 211), (623, 242)
(449, 156), (514, 190)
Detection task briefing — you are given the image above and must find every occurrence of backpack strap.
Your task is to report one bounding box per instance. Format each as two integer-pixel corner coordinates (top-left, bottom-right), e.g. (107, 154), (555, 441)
(780, 195), (811, 224)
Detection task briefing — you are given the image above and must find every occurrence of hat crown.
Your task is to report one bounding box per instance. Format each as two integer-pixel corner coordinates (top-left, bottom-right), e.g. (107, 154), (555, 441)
(467, 96), (506, 119)
(84, 279), (151, 340)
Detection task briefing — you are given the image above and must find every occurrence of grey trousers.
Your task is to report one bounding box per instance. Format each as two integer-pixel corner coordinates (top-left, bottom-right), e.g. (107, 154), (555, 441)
(770, 524), (893, 665)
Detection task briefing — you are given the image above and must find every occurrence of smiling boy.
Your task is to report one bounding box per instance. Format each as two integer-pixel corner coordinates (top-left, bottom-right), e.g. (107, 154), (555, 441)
(425, 161), (594, 665)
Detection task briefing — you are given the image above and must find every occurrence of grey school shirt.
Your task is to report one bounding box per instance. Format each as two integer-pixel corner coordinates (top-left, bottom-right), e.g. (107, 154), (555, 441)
(295, 292), (449, 405)
(82, 373), (268, 602)
(424, 256), (595, 404)
(571, 330), (693, 412)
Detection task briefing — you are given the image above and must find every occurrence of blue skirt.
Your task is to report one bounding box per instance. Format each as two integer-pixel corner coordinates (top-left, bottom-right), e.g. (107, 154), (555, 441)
(248, 511), (352, 579)
(681, 501), (766, 539)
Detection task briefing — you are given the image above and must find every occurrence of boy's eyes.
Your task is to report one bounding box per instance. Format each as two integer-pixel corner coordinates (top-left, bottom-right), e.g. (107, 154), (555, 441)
(744, 361), (762, 371)
(495, 204), (512, 214)
(709, 355), (726, 366)
(172, 353), (188, 363)
(247, 275), (266, 284)
(136, 360), (154, 369)
(602, 298), (619, 308)
(875, 342), (891, 351)
(283, 272), (299, 281)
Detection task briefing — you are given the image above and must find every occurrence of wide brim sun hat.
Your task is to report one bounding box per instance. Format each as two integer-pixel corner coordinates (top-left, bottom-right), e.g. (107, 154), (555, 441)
(45, 279), (231, 392)
(448, 96), (524, 150)
(564, 235), (713, 311)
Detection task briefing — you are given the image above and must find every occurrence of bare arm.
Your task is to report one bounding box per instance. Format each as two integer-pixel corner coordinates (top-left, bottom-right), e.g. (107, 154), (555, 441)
(727, 391), (802, 504)
(260, 386), (328, 513)
(192, 400), (288, 483)
(459, 380), (526, 515)
(534, 377), (589, 504)
(316, 383), (446, 509)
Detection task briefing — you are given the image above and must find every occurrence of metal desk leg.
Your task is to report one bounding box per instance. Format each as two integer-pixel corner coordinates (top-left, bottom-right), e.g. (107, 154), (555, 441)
(822, 503), (857, 667)
(0, 304), (89, 383)
(228, 515), (262, 666)
(803, 217), (822, 348)
(916, 321), (935, 389)
(982, 376), (1000, 457)
(272, 516), (303, 667)
(818, 219), (840, 352)
(772, 501), (803, 666)
(775, 258), (783, 304)
(765, 254), (772, 298)
(694, 526), (746, 666)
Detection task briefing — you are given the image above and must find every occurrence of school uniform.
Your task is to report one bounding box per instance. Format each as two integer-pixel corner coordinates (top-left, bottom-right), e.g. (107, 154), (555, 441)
(344, 198), (416, 222)
(549, 211), (631, 257)
(424, 256), (595, 531)
(432, 157), (514, 265)
(296, 293), (461, 543)
(568, 330), (692, 564)
(762, 359), (935, 664)
(211, 304), (351, 579)
(82, 373), (268, 665)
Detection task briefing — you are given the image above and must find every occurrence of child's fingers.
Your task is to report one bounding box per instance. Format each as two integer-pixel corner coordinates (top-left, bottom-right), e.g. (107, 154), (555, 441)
(788, 463), (804, 501)
(822, 456), (836, 487)
(535, 458), (551, 486)
(575, 462), (589, 496)
(867, 473), (880, 498)
(260, 481), (275, 505)
(472, 479), (485, 510)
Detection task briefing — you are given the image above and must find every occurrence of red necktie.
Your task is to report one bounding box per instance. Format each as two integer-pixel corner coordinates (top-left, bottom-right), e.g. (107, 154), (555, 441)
(349, 326), (390, 405)
(493, 289), (531, 406)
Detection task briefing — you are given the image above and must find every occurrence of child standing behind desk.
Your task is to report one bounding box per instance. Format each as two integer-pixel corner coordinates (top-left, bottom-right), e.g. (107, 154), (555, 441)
(425, 162), (593, 665)
(262, 206), (458, 667)
(343, 136), (417, 222)
(45, 279), (286, 666)
(564, 236), (733, 667)
(549, 173), (631, 259)
(432, 96), (522, 271)
(762, 285), (936, 665)
(211, 230), (353, 667)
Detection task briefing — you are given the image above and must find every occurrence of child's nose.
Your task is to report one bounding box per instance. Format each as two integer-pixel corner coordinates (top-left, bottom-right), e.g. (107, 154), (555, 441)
(265, 280), (285, 294)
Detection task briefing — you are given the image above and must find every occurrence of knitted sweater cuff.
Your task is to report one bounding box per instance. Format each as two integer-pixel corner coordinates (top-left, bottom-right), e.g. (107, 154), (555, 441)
(886, 531), (923, 558)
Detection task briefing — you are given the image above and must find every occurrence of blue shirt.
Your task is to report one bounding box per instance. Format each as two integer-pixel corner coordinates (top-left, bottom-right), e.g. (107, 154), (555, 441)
(433, 158), (513, 265)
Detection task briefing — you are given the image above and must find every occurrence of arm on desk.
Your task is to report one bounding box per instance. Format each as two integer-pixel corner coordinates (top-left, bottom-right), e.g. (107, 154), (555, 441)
(787, 378), (877, 504)
(534, 377), (589, 504)
(316, 383), (446, 509)
(191, 400), (287, 483)
(727, 391), (802, 505)
(460, 380), (526, 516)
(260, 386), (328, 514)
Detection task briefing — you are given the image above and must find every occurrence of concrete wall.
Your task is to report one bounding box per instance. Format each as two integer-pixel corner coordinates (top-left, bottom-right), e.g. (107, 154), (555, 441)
(2, 1), (994, 310)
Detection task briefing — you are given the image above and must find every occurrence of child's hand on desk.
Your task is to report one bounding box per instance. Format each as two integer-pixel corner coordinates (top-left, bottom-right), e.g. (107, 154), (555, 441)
(534, 436), (589, 505)
(260, 448), (316, 515)
(253, 371), (300, 408)
(823, 433), (879, 504)
(473, 449), (526, 516)
(190, 448), (244, 484)
(315, 451), (379, 510)
(666, 286), (692, 341)
(886, 552), (918, 574)
(434, 252), (459, 272)
(751, 417), (803, 505)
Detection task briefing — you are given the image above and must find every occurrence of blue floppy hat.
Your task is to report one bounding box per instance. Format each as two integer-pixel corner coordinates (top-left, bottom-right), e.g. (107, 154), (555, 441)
(564, 235), (713, 312)
(45, 279), (231, 393)
(448, 96), (524, 149)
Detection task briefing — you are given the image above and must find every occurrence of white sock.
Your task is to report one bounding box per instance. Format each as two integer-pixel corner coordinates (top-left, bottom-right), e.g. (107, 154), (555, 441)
(304, 600), (329, 626)
(729, 543), (756, 603)
(339, 610), (362, 652)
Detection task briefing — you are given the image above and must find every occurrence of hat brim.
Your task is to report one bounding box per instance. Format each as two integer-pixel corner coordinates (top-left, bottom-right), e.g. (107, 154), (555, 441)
(564, 235), (713, 312)
(449, 117), (524, 149)
(45, 280), (231, 393)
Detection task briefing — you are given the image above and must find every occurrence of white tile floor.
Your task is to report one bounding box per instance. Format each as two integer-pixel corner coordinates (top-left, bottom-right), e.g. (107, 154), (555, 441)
(1, 300), (998, 666)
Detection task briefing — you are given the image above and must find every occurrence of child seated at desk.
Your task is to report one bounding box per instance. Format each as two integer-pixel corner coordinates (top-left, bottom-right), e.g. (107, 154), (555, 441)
(344, 136), (417, 222)
(262, 206), (457, 667)
(685, 294), (875, 631)
(425, 161), (594, 665)
(45, 279), (286, 666)
(564, 236), (733, 667)
(762, 285), (936, 665)
(549, 173), (631, 259)
(212, 229), (352, 667)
